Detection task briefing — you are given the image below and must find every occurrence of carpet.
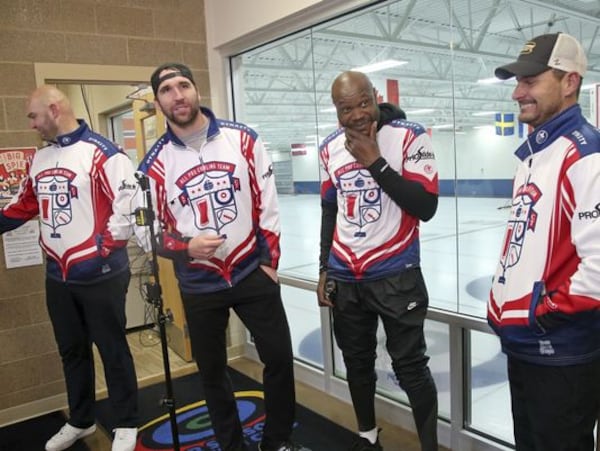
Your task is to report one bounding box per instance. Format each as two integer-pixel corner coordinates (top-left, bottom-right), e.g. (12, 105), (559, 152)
(97, 367), (356, 450)
(0, 411), (91, 451)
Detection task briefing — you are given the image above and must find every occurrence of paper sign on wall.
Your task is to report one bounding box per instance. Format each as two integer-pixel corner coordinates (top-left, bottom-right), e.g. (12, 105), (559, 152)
(0, 147), (35, 203)
(0, 147), (43, 268)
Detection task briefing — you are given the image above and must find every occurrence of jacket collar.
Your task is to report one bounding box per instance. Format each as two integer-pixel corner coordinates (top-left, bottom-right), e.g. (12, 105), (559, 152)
(515, 104), (584, 161)
(165, 106), (220, 147)
(55, 120), (89, 147)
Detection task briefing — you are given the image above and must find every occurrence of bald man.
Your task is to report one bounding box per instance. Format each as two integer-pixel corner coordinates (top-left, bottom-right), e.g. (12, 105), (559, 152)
(0, 85), (140, 451)
(317, 71), (439, 451)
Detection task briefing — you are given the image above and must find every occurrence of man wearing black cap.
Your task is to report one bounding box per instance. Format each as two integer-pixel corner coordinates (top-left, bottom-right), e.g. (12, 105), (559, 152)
(137, 63), (306, 451)
(489, 33), (600, 450)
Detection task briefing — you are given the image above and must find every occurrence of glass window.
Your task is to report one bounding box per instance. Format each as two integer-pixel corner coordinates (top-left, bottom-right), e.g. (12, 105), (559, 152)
(281, 285), (323, 368)
(230, 0), (600, 317)
(229, 0), (600, 447)
(107, 110), (138, 166)
(468, 330), (512, 445)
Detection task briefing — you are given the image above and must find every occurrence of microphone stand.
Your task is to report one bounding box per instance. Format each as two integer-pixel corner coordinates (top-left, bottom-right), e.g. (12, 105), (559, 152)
(134, 172), (181, 451)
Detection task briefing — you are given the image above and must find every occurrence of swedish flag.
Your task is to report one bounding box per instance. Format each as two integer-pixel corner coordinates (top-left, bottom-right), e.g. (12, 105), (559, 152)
(495, 113), (515, 136)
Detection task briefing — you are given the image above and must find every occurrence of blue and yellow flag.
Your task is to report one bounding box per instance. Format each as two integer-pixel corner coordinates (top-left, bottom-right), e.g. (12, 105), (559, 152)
(495, 113), (515, 136)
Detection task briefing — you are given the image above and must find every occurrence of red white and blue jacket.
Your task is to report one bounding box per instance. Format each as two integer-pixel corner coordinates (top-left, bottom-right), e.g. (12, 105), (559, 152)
(319, 120), (438, 281)
(137, 107), (280, 294)
(0, 121), (138, 283)
(489, 105), (600, 365)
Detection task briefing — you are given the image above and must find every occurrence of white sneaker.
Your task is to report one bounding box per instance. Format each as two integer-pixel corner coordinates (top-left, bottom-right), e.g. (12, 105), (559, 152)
(112, 427), (138, 451)
(45, 422), (96, 451)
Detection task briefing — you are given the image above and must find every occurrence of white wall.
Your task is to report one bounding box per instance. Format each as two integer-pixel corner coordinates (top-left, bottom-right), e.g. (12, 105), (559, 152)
(433, 128), (521, 179)
(291, 146), (320, 182)
(205, 0), (323, 50)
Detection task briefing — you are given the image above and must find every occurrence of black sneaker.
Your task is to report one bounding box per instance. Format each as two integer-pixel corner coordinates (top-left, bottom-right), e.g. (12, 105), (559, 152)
(348, 435), (383, 451)
(258, 441), (311, 451)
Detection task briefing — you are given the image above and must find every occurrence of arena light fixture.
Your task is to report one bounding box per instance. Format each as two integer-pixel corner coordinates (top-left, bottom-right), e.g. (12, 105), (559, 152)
(351, 59), (407, 73)
(405, 108), (435, 115)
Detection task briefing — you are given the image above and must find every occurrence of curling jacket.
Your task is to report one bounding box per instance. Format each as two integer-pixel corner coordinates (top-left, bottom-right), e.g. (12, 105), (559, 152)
(319, 113), (438, 282)
(0, 120), (138, 283)
(489, 105), (600, 365)
(137, 107), (280, 294)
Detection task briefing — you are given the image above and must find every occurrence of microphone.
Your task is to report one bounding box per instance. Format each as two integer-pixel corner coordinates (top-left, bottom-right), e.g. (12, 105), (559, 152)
(135, 171), (150, 191)
(134, 171), (153, 226)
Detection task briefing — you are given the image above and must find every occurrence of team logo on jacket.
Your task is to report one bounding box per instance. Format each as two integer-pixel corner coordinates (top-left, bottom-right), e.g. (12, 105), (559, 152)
(36, 168), (78, 238)
(336, 164), (381, 238)
(535, 129), (548, 145)
(178, 162), (240, 233)
(498, 181), (540, 283)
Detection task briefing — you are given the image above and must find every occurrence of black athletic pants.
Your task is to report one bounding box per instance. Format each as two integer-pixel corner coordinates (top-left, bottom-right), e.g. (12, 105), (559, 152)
(181, 267), (296, 451)
(508, 356), (600, 451)
(46, 270), (139, 429)
(332, 267), (438, 451)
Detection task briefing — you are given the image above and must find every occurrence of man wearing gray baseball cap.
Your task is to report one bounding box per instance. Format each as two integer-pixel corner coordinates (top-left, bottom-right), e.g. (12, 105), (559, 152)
(489, 32), (600, 451)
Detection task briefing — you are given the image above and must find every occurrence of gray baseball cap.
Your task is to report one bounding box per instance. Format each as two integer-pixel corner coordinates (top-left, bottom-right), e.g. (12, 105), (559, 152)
(495, 32), (587, 80)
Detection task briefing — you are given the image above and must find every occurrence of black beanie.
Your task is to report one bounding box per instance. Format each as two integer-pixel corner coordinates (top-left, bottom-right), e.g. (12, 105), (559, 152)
(150, 62), (196, 95)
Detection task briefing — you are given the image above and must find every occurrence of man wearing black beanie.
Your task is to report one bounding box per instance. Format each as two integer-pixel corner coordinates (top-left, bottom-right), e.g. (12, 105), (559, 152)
(138, 62), (307, 451)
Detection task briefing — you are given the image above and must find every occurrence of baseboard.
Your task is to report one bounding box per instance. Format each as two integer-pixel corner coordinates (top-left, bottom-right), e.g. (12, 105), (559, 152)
(0, 362), (200, 429)
(0, 393), (68, 428)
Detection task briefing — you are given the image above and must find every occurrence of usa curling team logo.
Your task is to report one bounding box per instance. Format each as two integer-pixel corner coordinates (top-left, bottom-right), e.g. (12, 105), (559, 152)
(498, 181), (540, 284)
(336, 163), (382, 238)
(136, 391), (266, 450)
(36, 167), (78, 238)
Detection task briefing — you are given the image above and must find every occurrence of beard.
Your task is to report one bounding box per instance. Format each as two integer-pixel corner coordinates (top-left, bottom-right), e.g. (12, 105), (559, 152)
(164, 104), (200, 128)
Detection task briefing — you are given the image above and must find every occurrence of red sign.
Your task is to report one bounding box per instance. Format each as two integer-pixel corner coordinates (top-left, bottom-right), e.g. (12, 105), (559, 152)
(291, 143), (307, 156)
(0, 147), (36, 202)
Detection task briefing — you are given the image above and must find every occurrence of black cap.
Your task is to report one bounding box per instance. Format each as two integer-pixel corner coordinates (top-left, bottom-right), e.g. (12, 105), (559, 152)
(150, 62), (196, 95)
(495, 32), (587, 80)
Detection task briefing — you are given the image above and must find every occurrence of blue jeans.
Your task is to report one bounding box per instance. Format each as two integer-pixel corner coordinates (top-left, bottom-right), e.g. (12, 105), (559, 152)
(331, 267), (438, 451)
